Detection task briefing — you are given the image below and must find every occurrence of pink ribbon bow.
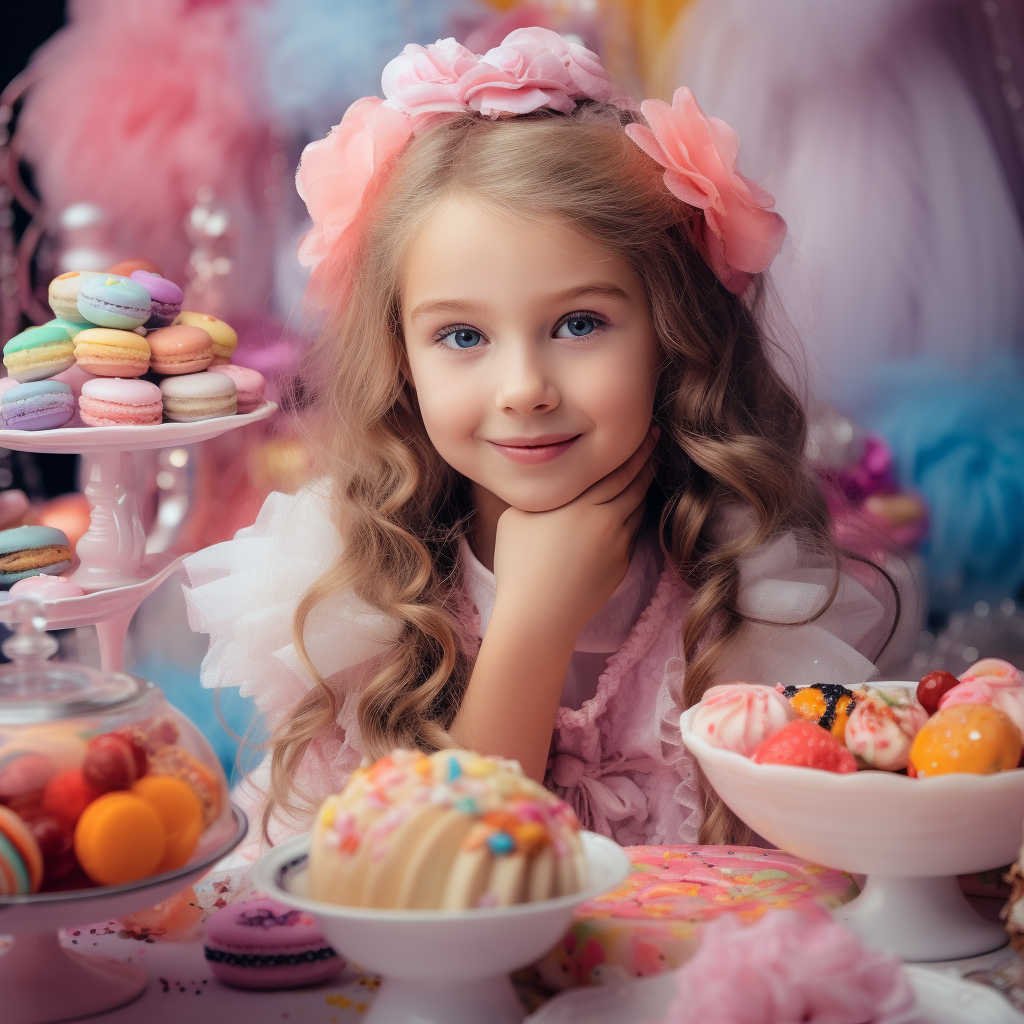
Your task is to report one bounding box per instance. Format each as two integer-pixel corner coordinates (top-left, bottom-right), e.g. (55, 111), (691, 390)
(550, 752), (658, 834)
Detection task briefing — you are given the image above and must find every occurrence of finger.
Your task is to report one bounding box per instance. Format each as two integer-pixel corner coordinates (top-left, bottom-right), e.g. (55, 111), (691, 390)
(611, 452), (658, 523)
(587, 426), (660, 506)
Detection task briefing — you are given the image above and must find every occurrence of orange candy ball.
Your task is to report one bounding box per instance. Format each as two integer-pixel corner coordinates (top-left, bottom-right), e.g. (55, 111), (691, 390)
(74, 792), (166, 885)
(131, 776), (202, 872)
(908, 704), (1021, 778)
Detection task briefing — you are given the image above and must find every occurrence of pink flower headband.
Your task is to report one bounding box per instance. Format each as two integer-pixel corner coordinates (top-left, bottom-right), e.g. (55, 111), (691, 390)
(296, 27), (786, 307)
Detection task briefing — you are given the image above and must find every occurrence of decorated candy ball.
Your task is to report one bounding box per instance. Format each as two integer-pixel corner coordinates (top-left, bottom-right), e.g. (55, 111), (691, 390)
(908, 705), (1021, 778)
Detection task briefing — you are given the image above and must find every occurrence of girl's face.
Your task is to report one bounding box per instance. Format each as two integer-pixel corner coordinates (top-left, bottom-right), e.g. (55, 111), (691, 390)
(402, 196), (660, 514)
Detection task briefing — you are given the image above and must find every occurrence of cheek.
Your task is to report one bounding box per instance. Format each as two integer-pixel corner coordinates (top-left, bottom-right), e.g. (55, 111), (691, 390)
(411, 367), (482, 462)
(583, 362), (657, 459)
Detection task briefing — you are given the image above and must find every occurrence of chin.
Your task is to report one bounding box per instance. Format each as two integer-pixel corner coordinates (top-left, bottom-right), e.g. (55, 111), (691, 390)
(495, 483), (588, 514)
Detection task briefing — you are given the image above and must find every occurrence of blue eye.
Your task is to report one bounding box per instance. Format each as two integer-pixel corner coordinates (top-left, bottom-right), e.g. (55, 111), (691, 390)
(439, 327), (484, 349)
(555, 315), (603, 339)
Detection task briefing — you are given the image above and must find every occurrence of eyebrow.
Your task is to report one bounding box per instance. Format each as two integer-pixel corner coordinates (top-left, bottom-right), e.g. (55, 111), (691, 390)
(407, 282), (632, 324)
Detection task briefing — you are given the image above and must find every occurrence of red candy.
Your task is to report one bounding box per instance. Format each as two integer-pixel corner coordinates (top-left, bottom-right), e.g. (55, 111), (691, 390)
(24, 812), (77, 882)
(751, 720), (858, 773)
(916, 671), (960, 714)
(82, 734), (145, 793)
(42, 768), (102, 824)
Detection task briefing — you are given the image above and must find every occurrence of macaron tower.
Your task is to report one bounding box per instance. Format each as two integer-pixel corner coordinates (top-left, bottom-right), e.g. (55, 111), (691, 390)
(309, 749), (586, 911)
(3, 266), (256, 429)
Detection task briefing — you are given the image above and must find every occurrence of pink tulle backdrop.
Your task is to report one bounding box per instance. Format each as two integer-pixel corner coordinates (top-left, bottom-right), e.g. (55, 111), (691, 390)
(17, 0), (275, 319)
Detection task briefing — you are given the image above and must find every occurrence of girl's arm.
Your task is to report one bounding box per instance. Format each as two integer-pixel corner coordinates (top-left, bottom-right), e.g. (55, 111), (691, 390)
(450, 429), (658, 780)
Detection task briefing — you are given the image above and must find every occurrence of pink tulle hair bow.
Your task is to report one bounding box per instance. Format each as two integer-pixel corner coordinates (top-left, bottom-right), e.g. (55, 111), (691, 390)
(296, 29), (786, 308)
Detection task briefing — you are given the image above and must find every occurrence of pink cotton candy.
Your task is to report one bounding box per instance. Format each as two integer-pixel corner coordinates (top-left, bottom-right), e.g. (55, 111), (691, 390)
(655, 912), (920, 1024)
(17, 0), (271, 292)
(938, 679), (995, 711)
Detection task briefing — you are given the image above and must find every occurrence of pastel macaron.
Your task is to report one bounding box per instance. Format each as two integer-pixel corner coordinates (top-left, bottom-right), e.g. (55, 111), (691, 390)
(147, 325), (213, 375)
(130, 271), (183, 327)
(3, 322), (77, 382)
(48, 270), (102, 323)
(74, 328), (150, 377)
(160, 371), (236, 422)
(173, 312), (237, 364)
(0, 525), (73, 586)
(203, 898), (343, 989)
(1, 381), (75, 430)
(77, 274), (151, 330)
(79, 378), (162, 427)
(209, 364), (265, 414)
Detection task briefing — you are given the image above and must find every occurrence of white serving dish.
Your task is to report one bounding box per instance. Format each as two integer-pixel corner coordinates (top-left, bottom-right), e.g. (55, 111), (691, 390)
(680, 682), (1024, 961)
(253, 829), (631, 1024)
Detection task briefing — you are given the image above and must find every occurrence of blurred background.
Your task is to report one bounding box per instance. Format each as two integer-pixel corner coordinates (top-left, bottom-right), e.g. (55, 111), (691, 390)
(2, 0), (1023, 780)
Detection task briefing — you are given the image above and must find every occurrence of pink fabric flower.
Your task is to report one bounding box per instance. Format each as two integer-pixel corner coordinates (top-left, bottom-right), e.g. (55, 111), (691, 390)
(381, 37), (480, 116)
(462, 27), (614, 117)
(656, 912), (922, 1024)
(625, 88), (787, 295)
(295, 96), (414, 307)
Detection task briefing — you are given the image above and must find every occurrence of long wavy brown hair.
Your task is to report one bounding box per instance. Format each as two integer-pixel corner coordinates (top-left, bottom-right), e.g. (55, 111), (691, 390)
(263, 102), (892, 845)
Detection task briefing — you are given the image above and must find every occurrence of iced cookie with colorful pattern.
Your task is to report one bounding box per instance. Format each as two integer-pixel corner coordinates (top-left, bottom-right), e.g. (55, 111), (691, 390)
(531, 845), (859, 990)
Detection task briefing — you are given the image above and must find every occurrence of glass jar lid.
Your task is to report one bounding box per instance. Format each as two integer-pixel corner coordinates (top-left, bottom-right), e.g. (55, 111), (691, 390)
(0, 597), (144, 724)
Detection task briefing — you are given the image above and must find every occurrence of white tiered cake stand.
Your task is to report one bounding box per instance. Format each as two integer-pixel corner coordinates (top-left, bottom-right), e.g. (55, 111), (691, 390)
(0, 402), (277, 670)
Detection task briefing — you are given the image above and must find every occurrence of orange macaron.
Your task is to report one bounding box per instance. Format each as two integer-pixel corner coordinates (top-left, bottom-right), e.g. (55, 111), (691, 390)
(146, 325), (214, 375)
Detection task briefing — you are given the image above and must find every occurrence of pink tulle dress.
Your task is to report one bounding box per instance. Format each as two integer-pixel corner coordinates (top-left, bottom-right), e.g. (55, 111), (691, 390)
(182, 482), (916, 858)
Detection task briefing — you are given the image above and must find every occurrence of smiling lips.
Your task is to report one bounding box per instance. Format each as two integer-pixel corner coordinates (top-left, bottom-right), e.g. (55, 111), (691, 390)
(487, 433), (581, 464)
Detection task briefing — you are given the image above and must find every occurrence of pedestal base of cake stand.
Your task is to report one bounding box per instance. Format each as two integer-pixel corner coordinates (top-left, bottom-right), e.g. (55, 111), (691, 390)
(0, 931), (146, 1024)
(366, 975), (524, 1024)
(837, 874), (1009, 962)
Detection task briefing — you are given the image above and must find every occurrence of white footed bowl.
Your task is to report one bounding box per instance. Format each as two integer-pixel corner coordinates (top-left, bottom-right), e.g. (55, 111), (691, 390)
(254, 830), (630, 1024)
(680, 683), (1024, 961)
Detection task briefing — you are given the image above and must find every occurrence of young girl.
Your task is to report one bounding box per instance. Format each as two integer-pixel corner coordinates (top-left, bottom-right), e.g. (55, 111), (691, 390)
(184, 28), (912, 854)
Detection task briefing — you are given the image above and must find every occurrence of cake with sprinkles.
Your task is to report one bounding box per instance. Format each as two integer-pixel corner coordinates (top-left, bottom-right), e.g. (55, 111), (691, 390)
(308, 748), (586, 910)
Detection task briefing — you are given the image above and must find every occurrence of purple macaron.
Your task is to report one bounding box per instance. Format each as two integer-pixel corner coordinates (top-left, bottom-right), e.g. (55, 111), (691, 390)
(203, 898), (344, 990)
(130, 271), (184, 327)
(1, 381), (75, 430)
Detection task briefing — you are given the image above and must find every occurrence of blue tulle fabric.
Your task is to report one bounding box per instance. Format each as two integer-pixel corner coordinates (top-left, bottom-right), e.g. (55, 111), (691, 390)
(858, 357), (1024, 612)
(244, 0), (485, 140)
(132, 654), (260, 784)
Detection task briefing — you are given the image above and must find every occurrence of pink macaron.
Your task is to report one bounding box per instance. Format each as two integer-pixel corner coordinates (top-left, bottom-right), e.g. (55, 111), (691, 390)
(9, 574), (85, 599)
(79, 378), (162, 427)
(208, 364), (265, 414)
(203, 898), (344, 989)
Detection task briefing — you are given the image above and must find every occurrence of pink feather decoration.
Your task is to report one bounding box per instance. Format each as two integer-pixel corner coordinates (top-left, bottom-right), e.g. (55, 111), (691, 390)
(18, 0), (271, 295)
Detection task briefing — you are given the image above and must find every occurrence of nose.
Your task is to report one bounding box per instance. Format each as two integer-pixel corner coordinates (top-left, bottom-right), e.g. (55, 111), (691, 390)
(493, 340), (559, 415)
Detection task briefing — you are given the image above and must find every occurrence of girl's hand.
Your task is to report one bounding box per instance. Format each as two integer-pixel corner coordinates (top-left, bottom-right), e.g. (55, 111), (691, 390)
(491, 426), (660, 641)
